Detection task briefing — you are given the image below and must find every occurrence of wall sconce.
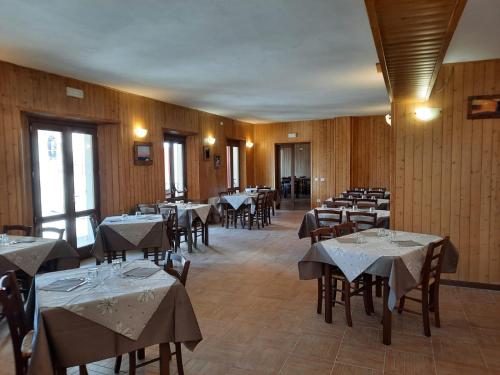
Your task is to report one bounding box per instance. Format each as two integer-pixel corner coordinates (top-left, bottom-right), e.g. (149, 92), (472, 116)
(415, 107), (440, 121)
(385, 114), (391, 126)
(134, 127), (148, 138)
(206, 135), (216, 145)
(246, 140), (254, 148)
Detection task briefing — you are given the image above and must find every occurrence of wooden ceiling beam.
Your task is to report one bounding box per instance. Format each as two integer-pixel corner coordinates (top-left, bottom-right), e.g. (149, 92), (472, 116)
(365, 0), (467, 102)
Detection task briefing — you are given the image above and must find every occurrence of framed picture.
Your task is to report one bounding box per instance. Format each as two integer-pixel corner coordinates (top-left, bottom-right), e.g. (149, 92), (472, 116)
(214, 154), (221, 169)
(134, 141), (153, 165)
(467, 95), (500, 119)
(203, 146), (211, 160)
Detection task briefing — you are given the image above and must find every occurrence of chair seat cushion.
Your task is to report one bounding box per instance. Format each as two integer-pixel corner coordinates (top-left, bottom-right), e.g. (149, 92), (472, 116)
(21, 330), (34, 358)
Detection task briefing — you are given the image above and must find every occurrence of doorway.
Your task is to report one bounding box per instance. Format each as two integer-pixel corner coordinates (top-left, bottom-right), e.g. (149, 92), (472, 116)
(164, 135), (187, 199)
(226, 140), (240, 190)
(275, 143), (311, 210)
(29, 117), (100, 254)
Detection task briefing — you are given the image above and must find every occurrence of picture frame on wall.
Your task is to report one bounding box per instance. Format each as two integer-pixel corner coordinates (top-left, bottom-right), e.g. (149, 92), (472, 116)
(134, 141), (153, 165)
(214, 154), (221, 169)
(467, 95), (500, 119)
(203, 146), (211, 160)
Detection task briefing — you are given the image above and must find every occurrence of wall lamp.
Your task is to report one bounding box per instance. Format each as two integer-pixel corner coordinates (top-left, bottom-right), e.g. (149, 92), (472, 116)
(134, 127), (148, 138)
(246, 140), (254, 148)
(385, 114), (391, 126)
(415, 107), (440, 121)
(206, 136), (216, 145)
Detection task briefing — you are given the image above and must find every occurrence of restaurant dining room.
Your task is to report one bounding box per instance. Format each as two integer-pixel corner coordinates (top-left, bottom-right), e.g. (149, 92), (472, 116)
(0, 0), (499, 374)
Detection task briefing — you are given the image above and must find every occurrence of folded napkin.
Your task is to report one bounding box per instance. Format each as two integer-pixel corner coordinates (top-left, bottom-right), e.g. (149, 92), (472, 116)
(39, 278), (87, 292)
(122, 267), (161, 278)
(392, 240), (423, 247)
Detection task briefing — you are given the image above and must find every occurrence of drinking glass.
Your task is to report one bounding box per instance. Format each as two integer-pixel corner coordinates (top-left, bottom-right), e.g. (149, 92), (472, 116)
(111, 259), (122, 274)
(86, 267), (99, 284)
(369, 207), (375, 213)
(135, 211), (142, 216)
(0, 234), (9, 245)
(121, 213), (128, 220)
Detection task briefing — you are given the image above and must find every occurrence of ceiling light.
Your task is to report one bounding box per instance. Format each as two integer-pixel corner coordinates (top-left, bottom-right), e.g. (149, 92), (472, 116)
(415, 107), (440, 121)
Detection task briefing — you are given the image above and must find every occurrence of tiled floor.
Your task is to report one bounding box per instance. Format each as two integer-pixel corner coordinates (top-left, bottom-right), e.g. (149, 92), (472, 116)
(1, 210), (500, 374)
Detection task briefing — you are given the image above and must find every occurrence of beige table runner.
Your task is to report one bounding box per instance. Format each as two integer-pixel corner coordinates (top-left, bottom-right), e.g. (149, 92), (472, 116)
(36, 260), (174, 340)
(0, 236), (57, 276)
(101, 215), (163, 246)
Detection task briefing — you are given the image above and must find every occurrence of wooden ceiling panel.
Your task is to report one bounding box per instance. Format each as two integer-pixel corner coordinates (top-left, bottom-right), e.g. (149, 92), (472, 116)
(365, 0), (467, 102)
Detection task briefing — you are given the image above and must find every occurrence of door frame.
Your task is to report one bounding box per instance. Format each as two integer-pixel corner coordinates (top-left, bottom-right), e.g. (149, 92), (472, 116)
(28, 116), (100, 252)
(275, 142), (311, 210)
(163, 133), (188, 197)
(226, 139), (241, 190)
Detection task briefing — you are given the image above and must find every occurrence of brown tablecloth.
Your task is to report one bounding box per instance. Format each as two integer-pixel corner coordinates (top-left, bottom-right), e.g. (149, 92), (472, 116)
(91, 216), (169, 262)
(0, 237), (79, 276)
(298, 229), (459, 310)
(297, 209), (390, 239)
(29, 266), (202, 375)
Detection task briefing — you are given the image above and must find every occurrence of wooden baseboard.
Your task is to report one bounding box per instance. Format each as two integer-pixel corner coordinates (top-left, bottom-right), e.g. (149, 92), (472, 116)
(441, 279), (500, 290)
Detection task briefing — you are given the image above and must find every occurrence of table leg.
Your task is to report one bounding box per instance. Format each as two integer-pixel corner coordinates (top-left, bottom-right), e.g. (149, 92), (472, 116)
(159, 342), (171, 375)
(186, 212), (193, 253)
(382, 277), (392, 345)
(204, 223), (209, 246)
(324, 264), (332, 324)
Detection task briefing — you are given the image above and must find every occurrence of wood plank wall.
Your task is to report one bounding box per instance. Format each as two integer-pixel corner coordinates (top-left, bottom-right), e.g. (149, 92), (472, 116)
(253, 117), (354, 206)
(351, 115), (391, 189)
(391, 59), (500, 284)
(0, 60), (254, 227)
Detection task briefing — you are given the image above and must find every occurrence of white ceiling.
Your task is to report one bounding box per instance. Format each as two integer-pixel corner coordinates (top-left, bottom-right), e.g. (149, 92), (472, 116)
(0, 1), (497, 123)
(444, 0), (500, 64)
(0, 0), (390, 123)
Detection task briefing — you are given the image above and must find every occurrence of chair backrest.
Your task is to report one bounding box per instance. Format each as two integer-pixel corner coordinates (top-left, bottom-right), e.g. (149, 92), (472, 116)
(137, 203), (158, 214)
(256, 192), (266, 210)
(356, 199), (377, 209)
(227, 188), (237, 195)
(0, 271), (30, 375)
(346, 190), (363, 197)
(332, 198), (354, 207)
(89, 214), (99, 237)
(421, 237), (449, 286)
(164, 251), (191, 286)
(346, 211), (377, 230)
(310, 227), (335, 245)
(368, 188), (386, 193)
(158, 203), (178, 227)
(2, 225), (33, 236)
(314, 209), (342, 228)
(218, 191), (228, 197)
(38, 227), (65, 240)
(367, 192), (384, 199)
(333, 222), (357, 237)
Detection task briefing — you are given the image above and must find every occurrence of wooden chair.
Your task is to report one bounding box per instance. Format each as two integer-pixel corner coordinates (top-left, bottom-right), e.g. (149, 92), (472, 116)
(247, 192), (266, 230)
(114, 251), (190, 375)
(397, 237), (450, 337)
(2, 225), (33, 236)
(367, 191), (384, 199)
(37, 227), (65, 240)
(314, 209), (342, 228)
(331, 198), (354, 208)
(310, 228), (373, 326)
(346, 211), (377, 231)
(137, 203), (158, 215)
(355, 199), (377, 209)
(333, 222), (357, 237)
(158, 203), (188, 251)
(346, 190), (363, 198)
(0, 271), (88, 375)
(264, 191), (274, 225)
(218, 191), (238, 228)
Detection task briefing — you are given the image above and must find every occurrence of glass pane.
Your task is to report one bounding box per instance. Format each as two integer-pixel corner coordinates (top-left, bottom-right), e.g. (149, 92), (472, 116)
(232, 146), (239, 188)
(72, 133), (95, 212)
(41, 220), (66, 240)
(37, 130), (65, 217)
(164, 142), (171, 192)
(173, 143), (184, 193)
(76, 216), (94, 248)
(226, 146), (232, 188)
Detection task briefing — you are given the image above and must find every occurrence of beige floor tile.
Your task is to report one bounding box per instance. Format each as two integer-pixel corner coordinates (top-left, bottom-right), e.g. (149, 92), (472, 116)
(278, 355), (334, 375)
(384, 349), (435, 374)
(331, 362), (380, 375)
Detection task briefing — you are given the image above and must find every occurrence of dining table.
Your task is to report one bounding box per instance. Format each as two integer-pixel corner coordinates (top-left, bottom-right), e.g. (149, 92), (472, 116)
(92, 214), (170, 263)
(28, 259), (202, 375)
(173, 203), (211, 252)
(0, 235), (79, 276)
(298, 208), (390, 239)
(298, 228), (459, 344)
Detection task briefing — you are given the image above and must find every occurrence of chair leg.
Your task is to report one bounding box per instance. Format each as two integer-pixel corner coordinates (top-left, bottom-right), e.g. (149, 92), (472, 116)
(432, 283), (441, 328)
(317, 277), (323, 314)
(128, 351), (136, 375)
(397, 296), (405, 314)
(343, 280), (352, 327)
(159, 342), (171, 375)
(375, 276), (382, 297)
(362, 274), (374, 315)
(421, 285), (431, 337)
(137, 348), (145, 360)
(175, 342), (184, 375)
(332, 278), (337, 307)
(114, 355), (122, 373)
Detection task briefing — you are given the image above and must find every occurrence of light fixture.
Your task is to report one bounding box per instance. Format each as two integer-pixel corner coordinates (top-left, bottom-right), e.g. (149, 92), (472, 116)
(415, 107), (440, 121)
(134, 127), (148, 138)
(385, 114), (391, 126)
(246, 140), (254, 148)
(206, 136), (216, 145)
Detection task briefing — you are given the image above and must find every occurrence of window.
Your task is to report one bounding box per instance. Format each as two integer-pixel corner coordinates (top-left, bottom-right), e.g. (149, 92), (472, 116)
(164, 135), (187, 199)
(226, 140), (240, 190)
